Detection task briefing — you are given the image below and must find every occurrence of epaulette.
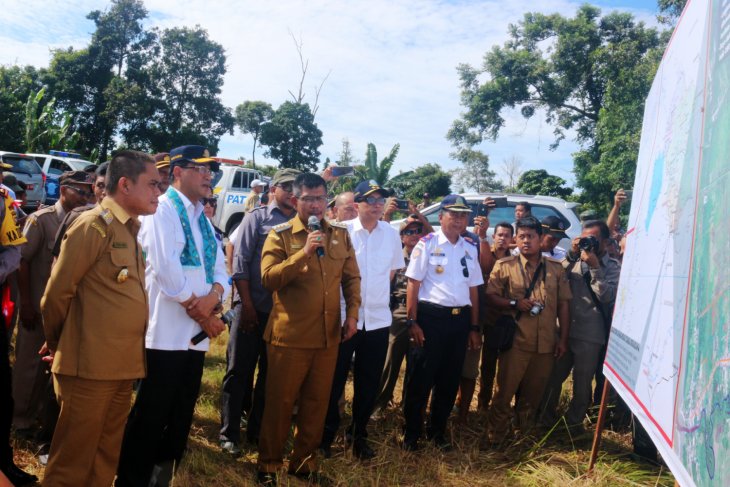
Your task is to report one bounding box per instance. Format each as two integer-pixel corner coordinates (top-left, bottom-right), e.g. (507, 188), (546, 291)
(99, 208), (114, 225)
(420, 232), (435, 242)
(0, 188), (6, 198)
(272, 222), (292, 233)
(462, 235), (478, 246)
(34, 205), (56, 216)
(329, 221), (348, 229)
(499, 255), (517, 263)
(544, 256), (563, 264)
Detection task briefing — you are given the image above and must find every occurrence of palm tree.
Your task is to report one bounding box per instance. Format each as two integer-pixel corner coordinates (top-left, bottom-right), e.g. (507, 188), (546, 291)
(362, 142), (399, 185)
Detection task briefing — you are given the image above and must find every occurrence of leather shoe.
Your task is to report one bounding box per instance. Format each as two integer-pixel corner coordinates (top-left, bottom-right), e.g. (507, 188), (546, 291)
(2, 463), (38, 486)
(256, 471), (277, 485)
(352, 438), (375, 460)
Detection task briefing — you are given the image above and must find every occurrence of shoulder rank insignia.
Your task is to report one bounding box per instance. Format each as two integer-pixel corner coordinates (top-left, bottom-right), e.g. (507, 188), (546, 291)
(272, 222), (292, 233)
(420, 232), (435, 242)
(0, 188), (6, 198)
(329, 221), (348, 229)
(462, 236), (477, 246)
(100, 209), (114, 225)
(90, 222), (107, 238)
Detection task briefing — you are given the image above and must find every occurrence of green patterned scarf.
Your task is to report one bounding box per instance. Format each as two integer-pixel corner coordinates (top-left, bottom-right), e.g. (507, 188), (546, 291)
(166, 187), (216, 284)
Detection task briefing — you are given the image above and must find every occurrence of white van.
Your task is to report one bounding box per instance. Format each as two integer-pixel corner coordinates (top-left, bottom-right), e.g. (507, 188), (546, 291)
(211, 163), (265, 235)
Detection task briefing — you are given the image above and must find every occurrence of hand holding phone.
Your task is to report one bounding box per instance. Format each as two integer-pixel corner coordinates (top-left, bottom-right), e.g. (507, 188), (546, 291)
(330, 166), (354, 177)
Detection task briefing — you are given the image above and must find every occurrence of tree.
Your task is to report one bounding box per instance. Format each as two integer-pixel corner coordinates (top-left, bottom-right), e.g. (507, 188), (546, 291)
(657, 0), (687, 25)
(287, 31), (331, 117)
(0, 65), (44, 151)
(362, 143), (399, 185)
(515, 169), (572, 198)
(24, 87), (80, 153)
(140, 26), (234, 152)
(448, 5), (663, 210)
(500, 156), (524, 191)
(234, 101), (274, 167)
(260, 101), (323, 171)
(389, 164), (452, 201)
(450, 148), (502, 192)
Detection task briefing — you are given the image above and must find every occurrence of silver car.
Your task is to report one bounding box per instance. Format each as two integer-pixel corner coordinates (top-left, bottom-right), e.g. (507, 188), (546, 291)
(392, 193), (582, 250)
(0, 151), (46, 211)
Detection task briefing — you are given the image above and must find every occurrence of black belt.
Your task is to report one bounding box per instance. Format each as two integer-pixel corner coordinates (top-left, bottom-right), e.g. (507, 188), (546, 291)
(418, 301), (470, 318)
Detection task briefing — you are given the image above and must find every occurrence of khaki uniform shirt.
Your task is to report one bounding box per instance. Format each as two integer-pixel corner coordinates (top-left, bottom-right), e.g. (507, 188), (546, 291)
(486, 253), (572, 354)
(244, 193), (261, 213)
(261, 216), (361, 349)
(41, 198), (148, 380)
(21, 201), (65, 313)
(390, 247), (411, 325)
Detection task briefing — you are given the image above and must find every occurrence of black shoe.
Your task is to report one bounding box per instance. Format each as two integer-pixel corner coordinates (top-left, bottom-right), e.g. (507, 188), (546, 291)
(432, 436), (453, 452)
(352, 438), (375, 460)
(401, 437), (420, 452)
(290, 471), (334, 486)
(256, 471), (277, 485)
(2, 463), (38, 486)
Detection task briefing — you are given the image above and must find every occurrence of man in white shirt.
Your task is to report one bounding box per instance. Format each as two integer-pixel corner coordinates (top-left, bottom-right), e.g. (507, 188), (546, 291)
(319, 180), (405, 460)
(115, 145), (229, 487)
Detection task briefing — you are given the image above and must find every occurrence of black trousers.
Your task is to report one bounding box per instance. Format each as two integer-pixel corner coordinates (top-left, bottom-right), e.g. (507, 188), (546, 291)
(403, 303), (469, 442)
(0, 325), (13, 468)
(321, 326), (389, 447)
(115, 349), (205, 487)
(220, 309), (268, 444)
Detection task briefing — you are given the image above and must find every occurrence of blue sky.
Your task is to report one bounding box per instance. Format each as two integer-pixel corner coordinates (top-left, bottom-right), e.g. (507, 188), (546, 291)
(0, 0), (664, 188)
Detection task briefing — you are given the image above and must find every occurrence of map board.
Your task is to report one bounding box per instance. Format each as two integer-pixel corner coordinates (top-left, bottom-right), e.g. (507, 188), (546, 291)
(603, 0), (730, 485)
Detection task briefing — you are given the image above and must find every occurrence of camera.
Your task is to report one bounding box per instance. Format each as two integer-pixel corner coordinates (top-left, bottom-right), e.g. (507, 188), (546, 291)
(579, 235), (599, 253)
(529, 303), (544, 317)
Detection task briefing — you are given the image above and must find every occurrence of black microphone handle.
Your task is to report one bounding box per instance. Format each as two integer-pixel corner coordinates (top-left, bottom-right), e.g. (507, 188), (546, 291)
(191, 330), (208, 345)
(316, 247), (325, 258)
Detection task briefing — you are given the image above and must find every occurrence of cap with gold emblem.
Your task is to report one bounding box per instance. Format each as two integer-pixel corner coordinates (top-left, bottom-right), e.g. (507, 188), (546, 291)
(439, 194), (472, 213)
(169, 145), (220, 172)
(154, 152), (171, 170)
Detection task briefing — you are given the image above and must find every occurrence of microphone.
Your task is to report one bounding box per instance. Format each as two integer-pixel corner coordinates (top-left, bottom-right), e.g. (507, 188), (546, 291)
(191, 330), (208, 346)
(307, 215), (325, 258)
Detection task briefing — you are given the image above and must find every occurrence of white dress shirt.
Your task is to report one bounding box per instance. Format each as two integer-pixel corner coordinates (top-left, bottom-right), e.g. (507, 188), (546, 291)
(339, 218), (405, 331)
(139, 187), (229, 351)
(406, 230), (484, 307)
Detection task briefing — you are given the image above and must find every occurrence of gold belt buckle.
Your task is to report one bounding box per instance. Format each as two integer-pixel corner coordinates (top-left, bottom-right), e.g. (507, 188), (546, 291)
(452, 308), (461, 315)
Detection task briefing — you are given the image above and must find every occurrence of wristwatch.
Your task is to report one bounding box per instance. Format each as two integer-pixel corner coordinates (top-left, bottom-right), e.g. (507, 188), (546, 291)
(509, 299), (518, 309)
(406, 318), (416, 328)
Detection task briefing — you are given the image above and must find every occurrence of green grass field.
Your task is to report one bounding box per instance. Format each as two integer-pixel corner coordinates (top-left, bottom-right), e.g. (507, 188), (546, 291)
(13, 331), (677, 486)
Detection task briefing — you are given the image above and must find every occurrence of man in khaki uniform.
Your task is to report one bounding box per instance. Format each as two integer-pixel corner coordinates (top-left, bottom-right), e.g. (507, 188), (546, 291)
(484, 216), (571, 445)
(257, 172), (360, 485)
(12, 171), (93, 436)
(40, 151), (161, 486)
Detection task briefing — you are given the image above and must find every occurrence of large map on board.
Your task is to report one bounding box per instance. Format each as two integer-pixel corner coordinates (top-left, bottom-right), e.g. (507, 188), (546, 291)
(603, 0), (730, 486)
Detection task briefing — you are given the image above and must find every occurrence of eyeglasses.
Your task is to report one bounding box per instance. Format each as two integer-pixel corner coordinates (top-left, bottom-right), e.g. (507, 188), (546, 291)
(202, 197), (217, 208)
(95, 181), (105, 190)
(276, 183), (293, 193)
(180, 165), (212, 176)
(401, 227), (423, 236)
(460, 256), (469, 278)
(65, 185), (94, 199)
(363, 196), (386, 205)
(300, 195), (328, 204)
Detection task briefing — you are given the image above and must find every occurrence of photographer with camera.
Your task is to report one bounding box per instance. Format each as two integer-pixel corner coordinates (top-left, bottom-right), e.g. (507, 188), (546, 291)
(482, 217), (571, 446)
(539, 220), (620, 433)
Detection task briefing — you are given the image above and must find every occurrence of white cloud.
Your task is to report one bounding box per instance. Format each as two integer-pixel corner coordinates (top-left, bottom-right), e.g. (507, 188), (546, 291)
(1, 0), (659, 188)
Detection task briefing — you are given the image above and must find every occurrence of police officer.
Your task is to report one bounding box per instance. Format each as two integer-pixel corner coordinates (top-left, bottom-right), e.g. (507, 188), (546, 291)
(484, 216), (572, 446)
(40, 151), (161, 487)
(256, 172), (361, 485)
(402, 195), (483, 452)
(13, 171), (93, 437)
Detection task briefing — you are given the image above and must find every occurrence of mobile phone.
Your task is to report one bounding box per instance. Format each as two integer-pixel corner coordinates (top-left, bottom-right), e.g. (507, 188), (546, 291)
(396, 199), (409, 211)
(624, 190), (633, 201)
(330, 166), (354, 177)
(491, 196), (508, 208)
(477, 203), (489, 216)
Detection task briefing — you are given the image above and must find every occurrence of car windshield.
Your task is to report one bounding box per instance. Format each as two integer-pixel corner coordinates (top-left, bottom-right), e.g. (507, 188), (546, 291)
(2, 156), (40, 175)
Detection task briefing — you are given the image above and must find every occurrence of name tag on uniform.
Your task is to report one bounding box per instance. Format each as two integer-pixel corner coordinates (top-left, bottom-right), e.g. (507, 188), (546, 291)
(291, 244), (303, 250)
(112, 242), (128, 249)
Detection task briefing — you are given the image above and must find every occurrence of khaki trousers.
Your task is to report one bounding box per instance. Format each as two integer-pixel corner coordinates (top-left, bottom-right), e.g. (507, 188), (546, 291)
(486, 347), (554, 442)
(11, 321), (46, 429)
(258, 344), (338, 474)
(43, 374), (134, 487)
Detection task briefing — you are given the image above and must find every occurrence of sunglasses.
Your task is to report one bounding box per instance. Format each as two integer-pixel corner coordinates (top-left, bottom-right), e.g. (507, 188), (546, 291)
(460, 255), (469, 278)
(202, 197), (217, 208)
(65, 185), (94, 199)
(363, 196), (386, 205)
(401, 227), (423, 236)
(276, 183), (293, 193)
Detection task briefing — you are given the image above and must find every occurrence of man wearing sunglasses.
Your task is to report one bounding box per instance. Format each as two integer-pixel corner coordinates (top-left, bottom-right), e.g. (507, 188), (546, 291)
(116, 145), (229, 487)
(320, 180), (405, 460)
(219, 168), (300, 456)
(13, 170), (94, 448)
(401, 194), (483, 452)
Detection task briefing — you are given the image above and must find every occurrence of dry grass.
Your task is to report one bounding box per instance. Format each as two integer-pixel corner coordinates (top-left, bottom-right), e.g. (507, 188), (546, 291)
(11, 331), (676, 486)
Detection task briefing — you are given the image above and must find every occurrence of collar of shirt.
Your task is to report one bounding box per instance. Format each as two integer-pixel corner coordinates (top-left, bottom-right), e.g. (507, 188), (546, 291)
(53, 200), (67, 220)
(436, 229), (463, 248)
(169, 186), (204, 222)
